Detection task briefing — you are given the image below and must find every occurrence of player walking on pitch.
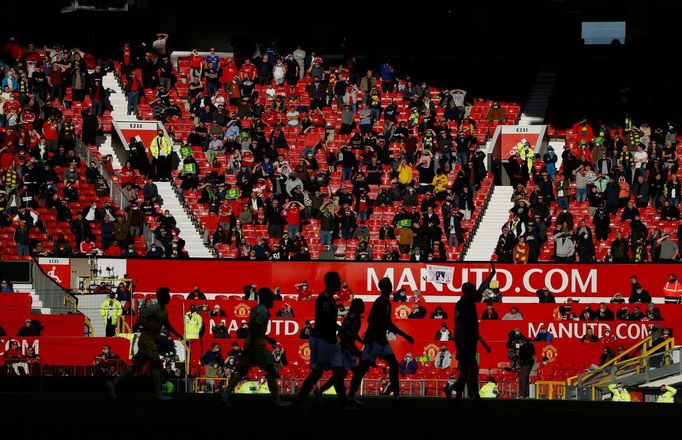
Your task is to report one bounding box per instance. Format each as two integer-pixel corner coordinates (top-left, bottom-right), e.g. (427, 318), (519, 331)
(221, 287), (289, 407)
(107, 287), (183, 400)
(348, 277), (414, 402)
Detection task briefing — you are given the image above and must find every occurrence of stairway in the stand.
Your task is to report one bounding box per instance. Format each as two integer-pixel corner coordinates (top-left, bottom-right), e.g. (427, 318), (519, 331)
(463, 186), (514, 261)
(155, 182), (214, 258)
(99, 71), (135, 170)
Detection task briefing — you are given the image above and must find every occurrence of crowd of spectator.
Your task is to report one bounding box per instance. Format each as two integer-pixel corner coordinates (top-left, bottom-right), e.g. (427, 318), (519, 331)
(0, 37), (194, 258)
(116, 39), (508, 261)
(497, 118), (681, 264)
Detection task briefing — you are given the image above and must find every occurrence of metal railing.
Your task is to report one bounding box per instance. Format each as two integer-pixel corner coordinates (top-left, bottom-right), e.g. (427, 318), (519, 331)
(568, 337), (676, 386)
(190, 377), (520, 398)
(74, 136), (156, 250)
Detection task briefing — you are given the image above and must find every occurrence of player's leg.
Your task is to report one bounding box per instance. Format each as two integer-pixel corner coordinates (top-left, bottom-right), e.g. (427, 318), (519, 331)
(384, 353), (401, 397)
(294, 368), (324, 404)
(225, 364), (250, 395)
(108, 356), (147, 398)
(453, 356), (472, 400)
(263, 363), (290, 406)
(348, 359), (371, 399)
(467, 360), (480, 400)
(318, 376), (335, 393)
(331, 367), (347, 403)
(294, 338), (326, 404)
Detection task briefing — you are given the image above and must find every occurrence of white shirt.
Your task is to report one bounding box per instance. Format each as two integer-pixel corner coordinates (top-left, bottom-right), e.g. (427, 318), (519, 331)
(633, 150), (647, 168)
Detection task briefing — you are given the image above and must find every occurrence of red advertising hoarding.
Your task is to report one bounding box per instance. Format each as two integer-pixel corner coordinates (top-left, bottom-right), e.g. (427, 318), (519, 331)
(0, 337), (130, 365)
(150, 300), (679, 347)
(125, 260), (676, 301)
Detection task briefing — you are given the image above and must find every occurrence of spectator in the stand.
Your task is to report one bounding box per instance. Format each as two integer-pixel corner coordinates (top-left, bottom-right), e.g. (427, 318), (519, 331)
(645, 303), (663, 321)
(502, 306), (523, 321)
(595, 303), (615, 321)
(536, 288), (555, 303)
(393, 288), (408, 302)
(513, 235), (529, 264)
(430, 306), (448, 319)
(553, 230), (576, 263)
(630, 283), (652, 304)
(187, 286), (206, 300)
(434, 322), (452, 341)
(610, 291), (626, 304)
(486, 102), (506, 123)
(481, 302), (499, 320)
(434, 344), (452, 369)
(17, 318), (43, 337)
(276, 303), (295, 318)
(295, 281), (313, 301)
(235, 320), (249, 339)
(495, 226), (515, 263)
(407, 303), (427, 319)
(299, 320), (312, 339)
(0, 280), (14, 293)
(399, 352), (418, 377)
(581, 327), (598, 343)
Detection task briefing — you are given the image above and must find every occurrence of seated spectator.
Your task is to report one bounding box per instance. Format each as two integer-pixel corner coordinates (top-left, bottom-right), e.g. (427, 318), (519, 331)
(481, 302), (499, 320)
(17, 319), (42, 336)
(534, 325), (553, 342)
(4, 340), (29, 376)
(399, 352), (418, 376)
(235, 320), (249, 338)
(580, 327), (598, 343)
(209, 304), (227, 317)
(299, 320), (312, 339)
(393, 288), (408, 302)
(595, 303), (615, 321)
(628, 284), (651, 304)
(443, 375), (457, 399)
(610, 291), (626, 304)
(434, 322), (451, 341)
(187, 286), (207, 300)
(434, 344), (452, 369)
(276, 303), (295, 318)
(629, 306), (644, 321)
(580, 306), (596, 321)
(295, 281), (313, 301)
(430, 306), (448, 319)
(407, 304), (426, 319)
(599, 329), (617, 343)
(1, 279), (14, 293)
(93, 345), (122, 376)
(536, 288), (555, 303)
(502, 306), (523, 320)
(408, 289), (424, 303)
(645, 302), (663, 321)
(213, 322), (230, 338)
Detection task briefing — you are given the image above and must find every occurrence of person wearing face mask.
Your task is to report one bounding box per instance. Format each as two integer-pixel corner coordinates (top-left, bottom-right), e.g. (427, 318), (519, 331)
(656, 384), (677, 403)
(608, 382), (631, 402)
(184, 304), (203, 340)
(434, 344), (452, 369)
(399, 353), (418, 377)
(100, 292), (123, 337)
(486, 101), (506, 123)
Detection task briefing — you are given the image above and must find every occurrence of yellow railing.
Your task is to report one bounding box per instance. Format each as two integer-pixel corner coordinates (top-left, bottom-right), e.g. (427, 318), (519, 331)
(116, 316), (132, 334)
(535, 381), (566, 400)
(568, 336), (650, 386)
(84, 315), (94, 336)
(63, 295), (78, 313)
(568, 337), (675, 387)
